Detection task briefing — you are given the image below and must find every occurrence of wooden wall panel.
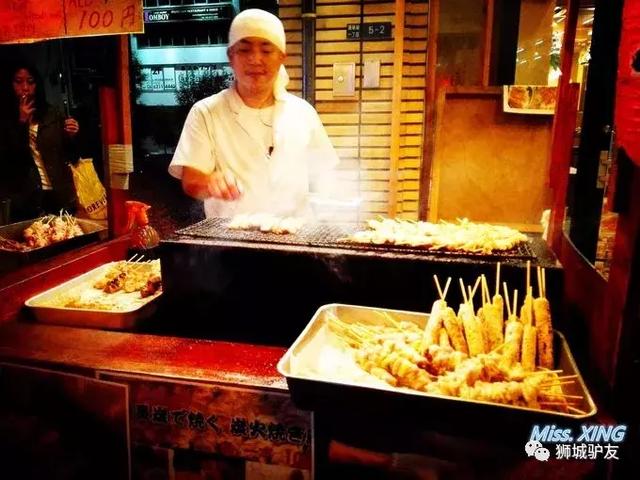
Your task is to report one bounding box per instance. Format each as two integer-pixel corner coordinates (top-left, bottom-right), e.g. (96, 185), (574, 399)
(428, 89), (553, 230)
(282, 0), (429, 221)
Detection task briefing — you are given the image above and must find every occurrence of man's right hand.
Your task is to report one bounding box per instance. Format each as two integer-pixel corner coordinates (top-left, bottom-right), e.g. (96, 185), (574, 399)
(182, 167), (243, 201)
(207, 171), (243, 201)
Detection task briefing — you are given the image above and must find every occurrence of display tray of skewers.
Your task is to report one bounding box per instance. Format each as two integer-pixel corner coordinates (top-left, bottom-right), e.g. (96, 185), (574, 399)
(278, 265), (596, 428)
(0, 212), (106, 262)
(25, 256), (162, 330)
(177, 215), (535, 259)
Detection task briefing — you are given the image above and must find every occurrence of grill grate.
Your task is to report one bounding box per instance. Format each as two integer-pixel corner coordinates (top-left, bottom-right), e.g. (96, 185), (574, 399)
(176, 218), (536, 259)
(175, 217), (354, 247)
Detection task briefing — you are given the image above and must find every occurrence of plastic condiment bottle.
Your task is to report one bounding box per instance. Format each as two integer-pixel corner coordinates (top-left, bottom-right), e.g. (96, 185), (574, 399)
(125, 201), (160, 259)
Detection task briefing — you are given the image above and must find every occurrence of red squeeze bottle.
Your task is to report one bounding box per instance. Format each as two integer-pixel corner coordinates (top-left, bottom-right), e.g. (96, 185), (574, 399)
(125, 201), (160, 258)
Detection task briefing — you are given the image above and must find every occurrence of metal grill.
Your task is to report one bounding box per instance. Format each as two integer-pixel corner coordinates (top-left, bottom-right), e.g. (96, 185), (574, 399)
(176, 217), (354, 247)
(328, 238), (536, 259)
(176, 218), (536, 259)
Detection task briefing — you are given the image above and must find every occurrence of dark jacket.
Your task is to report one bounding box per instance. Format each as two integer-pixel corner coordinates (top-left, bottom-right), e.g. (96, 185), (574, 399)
(0, 106), (79, 221)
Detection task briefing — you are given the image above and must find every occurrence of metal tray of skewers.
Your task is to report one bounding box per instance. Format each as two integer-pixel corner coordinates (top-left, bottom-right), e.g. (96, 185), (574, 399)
(278, 303), (597, 434)
(24, 259), (162, 330)
(0, 214), (106, 263)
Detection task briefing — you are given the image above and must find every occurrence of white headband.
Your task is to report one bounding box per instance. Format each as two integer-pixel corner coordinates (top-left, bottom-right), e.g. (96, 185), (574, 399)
(228, 9), (286, 54)
(228, 9), (289, 99)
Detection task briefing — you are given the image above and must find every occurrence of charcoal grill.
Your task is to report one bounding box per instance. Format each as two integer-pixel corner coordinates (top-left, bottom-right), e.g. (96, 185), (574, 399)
(175, 217), (536, 260)
(158, 219), (560, 346)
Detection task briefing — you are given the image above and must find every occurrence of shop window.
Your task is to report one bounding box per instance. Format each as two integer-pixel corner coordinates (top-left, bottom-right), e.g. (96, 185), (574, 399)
(436, 0), (486, 86)
(559, 0), (620, 280)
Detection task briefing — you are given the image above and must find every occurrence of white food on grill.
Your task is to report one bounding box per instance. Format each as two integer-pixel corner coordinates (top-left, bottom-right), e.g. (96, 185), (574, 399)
(345, 218), (528, 253)
(227, 213), (305, 234)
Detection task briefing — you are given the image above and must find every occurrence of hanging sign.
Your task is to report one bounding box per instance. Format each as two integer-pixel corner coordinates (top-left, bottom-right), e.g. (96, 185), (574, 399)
(0, 0), (143, 44)
(65, 0), (143, 38)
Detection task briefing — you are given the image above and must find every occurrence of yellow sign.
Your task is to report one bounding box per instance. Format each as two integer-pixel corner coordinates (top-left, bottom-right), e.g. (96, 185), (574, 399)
(65, 0), (143, 38)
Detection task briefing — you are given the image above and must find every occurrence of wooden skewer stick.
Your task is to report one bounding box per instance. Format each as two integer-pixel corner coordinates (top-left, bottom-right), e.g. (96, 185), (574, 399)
(530, 369), (564, 375)
(503, 282), (512, 317)
(567, 406), (588, 415)
(442, 277), (452, 300)
(539, 398), (581, 404)
(537, 266), (543, 298)
(539, 401), (580, 406)
(376, 311), (402, 330)
(548, 374), (579, 381)
(540, 380), (576, 387)
(459, 278), (469, 304)
(485, 276), (491, 305)
(542, 267), (547, 298)
(512, 289), (518, 320)
(495, 262), (501, 297)
(433, 275), (444, 300)
(481, 275), (490, 305)
(470, 276), (481, 301)
(467, 286), (474, 311)
(526, 260), (531, 302)
(541, 393), (584, 400)
(480, 275), (486, 305)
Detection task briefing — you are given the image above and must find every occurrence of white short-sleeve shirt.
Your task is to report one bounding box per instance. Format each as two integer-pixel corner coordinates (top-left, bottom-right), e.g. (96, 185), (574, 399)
(169, 87), (339, 217)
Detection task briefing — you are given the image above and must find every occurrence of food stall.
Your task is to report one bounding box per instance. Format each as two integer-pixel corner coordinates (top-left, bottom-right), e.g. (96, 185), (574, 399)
(1, 0), (638, 479)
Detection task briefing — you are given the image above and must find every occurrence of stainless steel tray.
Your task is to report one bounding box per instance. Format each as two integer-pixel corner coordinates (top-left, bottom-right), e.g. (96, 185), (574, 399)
(278, 304), (597, 430)
(0, 217), (107, 270)
(24, 262), (162, 330)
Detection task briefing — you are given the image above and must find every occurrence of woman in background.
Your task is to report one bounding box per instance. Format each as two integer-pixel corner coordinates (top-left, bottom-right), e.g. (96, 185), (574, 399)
(0, 62), (80, 222)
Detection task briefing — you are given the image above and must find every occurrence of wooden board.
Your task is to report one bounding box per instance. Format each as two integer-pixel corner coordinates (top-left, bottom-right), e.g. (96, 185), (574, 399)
(428, 87), (553, 230)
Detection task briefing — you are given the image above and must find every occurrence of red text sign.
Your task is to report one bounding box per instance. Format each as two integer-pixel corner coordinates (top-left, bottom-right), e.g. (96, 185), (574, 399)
(0, 0), (143, 44)
(0, 0), (65, 44)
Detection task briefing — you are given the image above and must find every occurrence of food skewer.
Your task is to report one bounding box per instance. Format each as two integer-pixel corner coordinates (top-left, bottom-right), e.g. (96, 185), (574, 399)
(460, 278), (485, 356)
(422, 275), (451, 350)
(323, 265), (582, 416)
(535, 266), (554, 369)
(501, 283), (523, 369)
(520, 262), (534, 326)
